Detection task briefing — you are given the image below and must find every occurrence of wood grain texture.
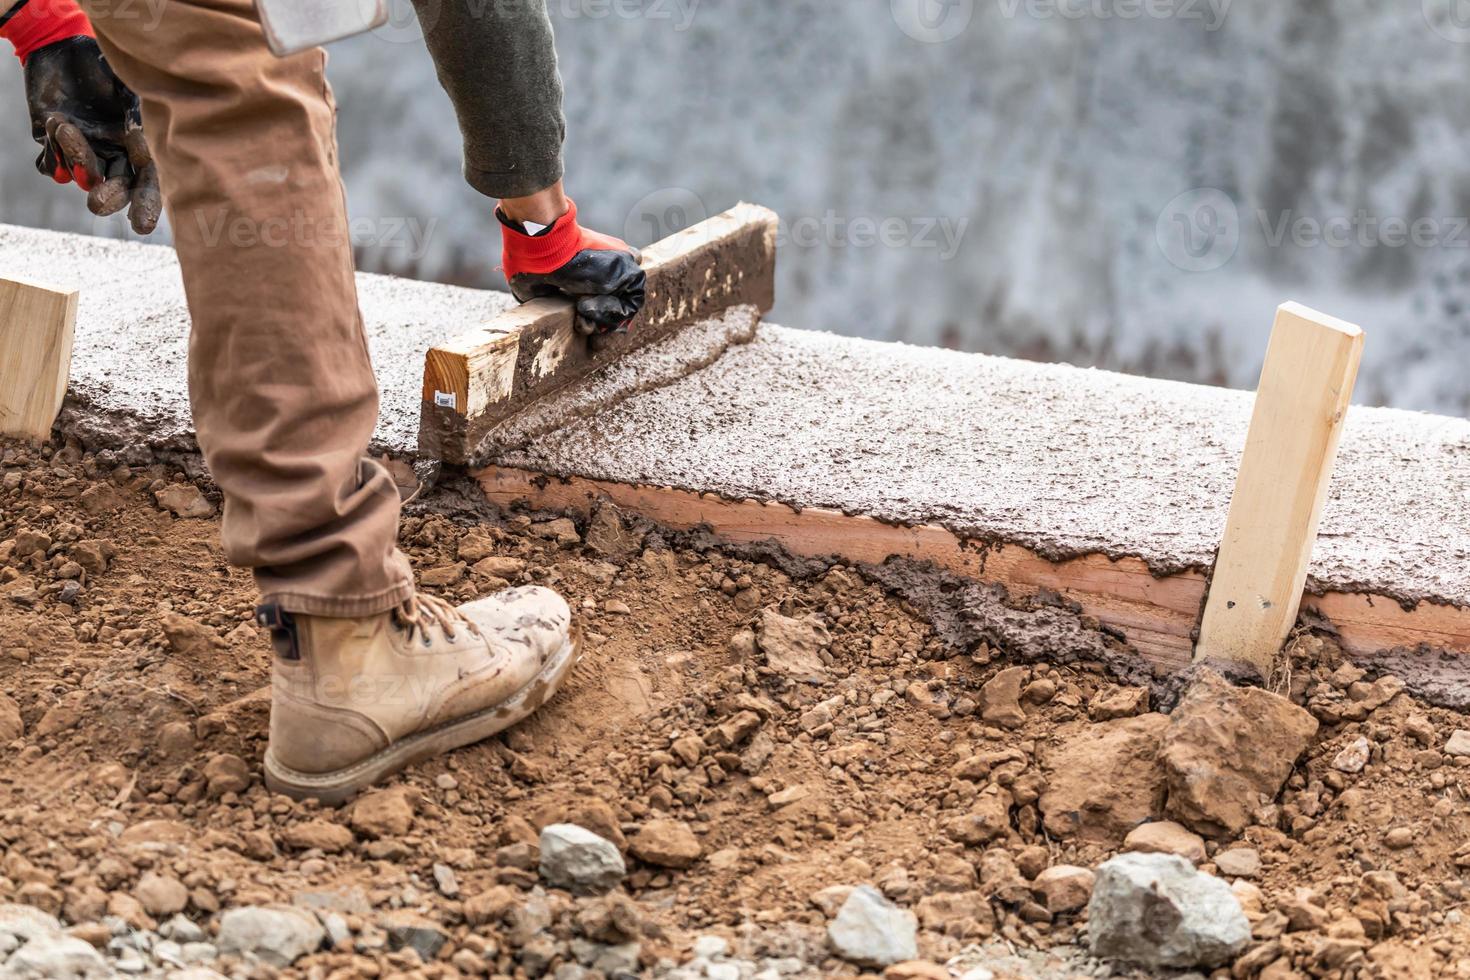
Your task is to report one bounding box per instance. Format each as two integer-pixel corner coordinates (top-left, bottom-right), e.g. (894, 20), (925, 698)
(0, 276), (78, 442)
(474, 465), (1468, 674)
(419, 203), (779, 464)
(1195, 302), (1365, 675)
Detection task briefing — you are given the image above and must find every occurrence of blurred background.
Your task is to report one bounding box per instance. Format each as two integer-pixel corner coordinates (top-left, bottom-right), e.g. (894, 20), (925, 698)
(3, 0), (1469, 414)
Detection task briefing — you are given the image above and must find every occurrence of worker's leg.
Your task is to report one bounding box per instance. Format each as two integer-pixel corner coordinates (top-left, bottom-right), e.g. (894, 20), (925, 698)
(77, 0), (412, 615)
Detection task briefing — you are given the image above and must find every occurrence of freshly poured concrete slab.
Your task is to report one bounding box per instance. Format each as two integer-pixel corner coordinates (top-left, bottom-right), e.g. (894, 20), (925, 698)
(0, 224), (512, 456)
(495, 324), (1470, 612)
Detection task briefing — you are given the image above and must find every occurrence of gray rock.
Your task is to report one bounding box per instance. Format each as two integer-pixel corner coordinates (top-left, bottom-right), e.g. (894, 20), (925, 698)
(379, 911), (449, 959)
(179, 942), (219, 964)
(1088, 853), (1251, 968)
(215, 905), (326, 967)
(0, 905), (61, 948)
(0, 935), (109, 979)
(540, 824), (627, 894)
(160, 914), (206, 944)
(592, 941), (642, 975)
(321, 911), (352, 949)
(826, 884), (918, 967)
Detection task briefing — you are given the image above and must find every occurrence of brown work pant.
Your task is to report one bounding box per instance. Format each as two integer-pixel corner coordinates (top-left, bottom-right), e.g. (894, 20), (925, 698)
(76, 0), (413, 616)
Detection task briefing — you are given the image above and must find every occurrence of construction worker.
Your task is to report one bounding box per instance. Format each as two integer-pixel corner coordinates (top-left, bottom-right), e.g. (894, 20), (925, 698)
(2, 0), (646, 802)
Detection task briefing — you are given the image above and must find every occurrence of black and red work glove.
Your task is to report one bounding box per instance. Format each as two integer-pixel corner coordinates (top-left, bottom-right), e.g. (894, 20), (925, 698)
(499, 198), (647, 335)
(2, 0), (161, 233)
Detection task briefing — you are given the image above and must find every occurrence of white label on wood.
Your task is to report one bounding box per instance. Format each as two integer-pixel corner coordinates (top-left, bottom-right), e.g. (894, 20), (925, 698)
(1194, 301), (1364, 677)
(434, 390), (457, 409)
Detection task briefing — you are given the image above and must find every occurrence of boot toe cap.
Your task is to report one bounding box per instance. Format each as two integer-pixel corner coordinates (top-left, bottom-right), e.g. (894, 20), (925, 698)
(462, 585), (573, 659)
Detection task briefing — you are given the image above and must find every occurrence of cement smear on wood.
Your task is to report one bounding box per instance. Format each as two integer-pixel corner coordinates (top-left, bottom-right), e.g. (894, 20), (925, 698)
(495, 325), (1470, 612)
(0, 224), (513, 458)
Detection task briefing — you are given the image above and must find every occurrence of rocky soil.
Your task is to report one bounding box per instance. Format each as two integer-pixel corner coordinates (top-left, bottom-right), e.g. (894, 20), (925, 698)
(2, 435), (1470, 979)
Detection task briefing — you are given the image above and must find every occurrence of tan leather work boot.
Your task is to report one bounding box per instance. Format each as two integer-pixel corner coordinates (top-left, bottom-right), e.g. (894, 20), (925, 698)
(254, 586), (579, 804)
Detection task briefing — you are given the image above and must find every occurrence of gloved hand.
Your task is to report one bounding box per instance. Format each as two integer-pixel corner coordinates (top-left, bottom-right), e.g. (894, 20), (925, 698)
(2, 0), (161, 234)
(499, 198), (647, 336)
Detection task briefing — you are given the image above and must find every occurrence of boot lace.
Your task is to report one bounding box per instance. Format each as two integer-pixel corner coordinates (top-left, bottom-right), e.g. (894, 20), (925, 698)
(394, 593), (482, 646)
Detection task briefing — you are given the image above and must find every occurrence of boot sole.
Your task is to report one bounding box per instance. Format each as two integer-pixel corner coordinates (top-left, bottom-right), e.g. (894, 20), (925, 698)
(262, 630), (582, 806)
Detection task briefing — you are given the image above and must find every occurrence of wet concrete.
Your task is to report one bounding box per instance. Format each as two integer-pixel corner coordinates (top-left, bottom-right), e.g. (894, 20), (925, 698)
(0, 223), (513, 457)
(496, 325), (1470, 611)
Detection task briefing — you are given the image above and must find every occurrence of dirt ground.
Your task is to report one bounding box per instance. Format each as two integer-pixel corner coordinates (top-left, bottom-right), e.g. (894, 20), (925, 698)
(3, 435), (1470, 980)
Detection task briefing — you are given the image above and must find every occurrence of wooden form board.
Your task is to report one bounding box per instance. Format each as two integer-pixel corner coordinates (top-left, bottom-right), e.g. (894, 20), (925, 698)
(420, 203), (779, 465)
(474, 466), (1470, 675)
(1195, 302), (1364, 676)
(0, 276), (78, 443)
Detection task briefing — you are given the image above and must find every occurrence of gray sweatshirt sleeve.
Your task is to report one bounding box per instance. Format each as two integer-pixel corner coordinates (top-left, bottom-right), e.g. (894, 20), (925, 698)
(410, 0), (566, 199)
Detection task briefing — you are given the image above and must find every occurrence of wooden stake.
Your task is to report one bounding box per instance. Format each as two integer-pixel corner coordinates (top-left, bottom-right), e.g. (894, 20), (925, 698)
(0, 276), (79, 443)
(1195, 302), (1364, 678)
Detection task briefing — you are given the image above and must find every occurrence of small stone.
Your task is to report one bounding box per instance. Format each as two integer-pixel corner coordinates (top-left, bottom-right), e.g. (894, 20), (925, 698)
(539, 824), (626, 894)
(216, 906), (325, 967)
(350, 788), (415, 838)
(432, 863), (459, 897)
(203, 753), (250, 797)
(532, 518), (581, 545)
(758, 608), (831, 682)
(1088, 853), (1250, 968)
(585, 502), (643, 558)
(157, 721), (195, 758)
(0, 693), (23, 741)
(1123, 821), (1207, 865)
(154, 483), (215, 519)
(134, 872), (189, 916)
(34, 691), (86, 737)
(603, 599), (631, 615)
(159, 914), (206, 944)
(1214, 848), (1261, 878)
(419, 562), (466, 586)
(1032, 865), (1095, 914)
(827, 885), (919, 968)
(471, 555), (526, 580)
(692, 935), (729, 959)
(281, 819), (354, 853)
(884, 962), (951, 980)
(980, 667), (1027, 728)
(379, 910), (450, 959)
(1332, 736), (1371, 774)
(1445, 730), (1470, 757)
(1383, 827), (1415, 850)
(1090, 686), (1149, 720)
(629, 819), (701, 869)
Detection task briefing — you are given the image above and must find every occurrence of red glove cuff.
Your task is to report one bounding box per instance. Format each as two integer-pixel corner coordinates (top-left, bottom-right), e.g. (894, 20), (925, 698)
(500, 198), (634, 278)
(1, 0), (94, 65)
